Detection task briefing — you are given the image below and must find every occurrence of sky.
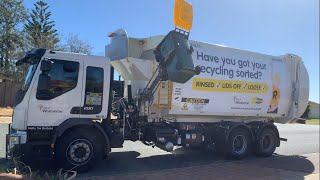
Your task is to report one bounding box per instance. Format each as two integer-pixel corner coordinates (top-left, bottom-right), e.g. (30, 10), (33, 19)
(23, 0), (319, 103)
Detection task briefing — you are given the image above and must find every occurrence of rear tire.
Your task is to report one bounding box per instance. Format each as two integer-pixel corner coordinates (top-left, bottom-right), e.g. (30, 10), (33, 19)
(254, 128), (277, 157)
(55, 129), (104, 172)
(226, 128), (251, 159)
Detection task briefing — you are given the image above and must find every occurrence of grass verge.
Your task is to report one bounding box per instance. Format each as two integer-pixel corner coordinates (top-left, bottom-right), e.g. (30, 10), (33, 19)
(306, 119), (320, 125)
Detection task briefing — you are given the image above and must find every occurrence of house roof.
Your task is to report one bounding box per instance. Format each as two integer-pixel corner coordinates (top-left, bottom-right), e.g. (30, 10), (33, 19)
(309, 101), (319, 107)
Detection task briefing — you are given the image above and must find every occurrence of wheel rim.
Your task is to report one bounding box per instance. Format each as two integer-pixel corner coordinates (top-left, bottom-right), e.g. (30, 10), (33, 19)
(232, 135), (247, 154)
(66, 139), (93, 165)
(262, 134), (275, 152)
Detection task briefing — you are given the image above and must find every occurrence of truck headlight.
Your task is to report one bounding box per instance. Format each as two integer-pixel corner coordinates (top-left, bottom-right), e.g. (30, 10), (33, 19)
(6, 132), (26, 149)
(8, 136), (21, 149)
(10, 136), (20, 144)
(6, 131), (26, 159)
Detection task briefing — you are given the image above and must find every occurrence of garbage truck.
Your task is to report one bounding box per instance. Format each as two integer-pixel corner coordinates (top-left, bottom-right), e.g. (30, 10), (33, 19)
(6, 0), (309, 172)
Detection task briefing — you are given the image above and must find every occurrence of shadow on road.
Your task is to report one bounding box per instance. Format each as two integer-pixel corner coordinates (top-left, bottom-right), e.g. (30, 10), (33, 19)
(84, 147), (227, 177)
(79, 148), (317, 178)
(0, 148), (317, 179)
(254, 153), (317, 173)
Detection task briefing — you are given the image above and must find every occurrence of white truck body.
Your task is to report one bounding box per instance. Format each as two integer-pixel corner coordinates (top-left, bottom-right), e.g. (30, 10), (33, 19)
(108, 31), (309, 124)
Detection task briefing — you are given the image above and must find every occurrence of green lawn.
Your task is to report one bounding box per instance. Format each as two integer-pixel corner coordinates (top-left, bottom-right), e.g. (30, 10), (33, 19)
(306, 119), (320, 125)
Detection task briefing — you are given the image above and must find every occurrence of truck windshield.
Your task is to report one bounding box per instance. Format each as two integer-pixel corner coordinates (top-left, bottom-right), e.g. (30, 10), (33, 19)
(22, 62), (39, 92)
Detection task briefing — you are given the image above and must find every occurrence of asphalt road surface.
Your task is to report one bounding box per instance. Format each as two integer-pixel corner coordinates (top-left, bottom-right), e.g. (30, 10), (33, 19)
(0, 123), (319, 178)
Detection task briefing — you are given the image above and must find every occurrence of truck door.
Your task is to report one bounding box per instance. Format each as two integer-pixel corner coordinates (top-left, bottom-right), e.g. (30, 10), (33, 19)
(27, 58), (83, 127)
(79, 60), (106, 119)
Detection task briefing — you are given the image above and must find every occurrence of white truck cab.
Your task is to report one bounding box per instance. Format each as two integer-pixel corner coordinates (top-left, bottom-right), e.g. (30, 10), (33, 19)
(8, 49), (116, 171)
(12, 49), (111, 131)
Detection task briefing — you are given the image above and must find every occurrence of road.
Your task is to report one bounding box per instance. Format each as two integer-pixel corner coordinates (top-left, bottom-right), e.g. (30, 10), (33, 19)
(0, 122), (319, 178)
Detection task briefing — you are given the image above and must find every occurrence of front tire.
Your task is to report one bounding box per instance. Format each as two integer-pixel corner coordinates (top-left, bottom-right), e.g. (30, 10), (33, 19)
(55, 129), (104, 172)
(226, 128), (251, 159)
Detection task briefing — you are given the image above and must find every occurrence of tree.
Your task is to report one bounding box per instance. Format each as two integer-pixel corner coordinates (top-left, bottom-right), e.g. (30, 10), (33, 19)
(0, 0), (28, 76)
(24, 0), (59, 49)
(60, 34), (93, 54)
(301, 103), (311, 119)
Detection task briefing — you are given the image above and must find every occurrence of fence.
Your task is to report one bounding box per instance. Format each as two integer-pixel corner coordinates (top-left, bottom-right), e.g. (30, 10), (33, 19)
(0, 81), (20, 107)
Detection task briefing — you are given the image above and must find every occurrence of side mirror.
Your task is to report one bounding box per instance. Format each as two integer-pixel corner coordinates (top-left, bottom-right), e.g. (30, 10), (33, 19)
(37, 59), (53, 100)
(36, 74), (51, 100)
(14, 89), (24, 107)
(40, 60), (52, 71)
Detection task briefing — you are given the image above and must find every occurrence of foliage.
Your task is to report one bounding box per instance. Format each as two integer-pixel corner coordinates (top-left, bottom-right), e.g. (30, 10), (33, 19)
(0, 0), (28, 77)
(1, 0), (95, 84)
(59, 33), (93, 54)
(301, 103), (311, 118)
(0, 157), (77, 179)
(24, 0), (59, 49)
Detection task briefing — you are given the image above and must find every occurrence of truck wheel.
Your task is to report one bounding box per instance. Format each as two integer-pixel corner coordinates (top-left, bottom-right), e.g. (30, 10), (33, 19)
(226, 128), (250, 159)
(55, 129), (104, 172)
(255, 128), (277, 157)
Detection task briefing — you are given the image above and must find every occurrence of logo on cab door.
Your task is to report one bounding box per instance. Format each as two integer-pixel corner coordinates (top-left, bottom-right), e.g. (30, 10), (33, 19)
(39, 105), (62, 113)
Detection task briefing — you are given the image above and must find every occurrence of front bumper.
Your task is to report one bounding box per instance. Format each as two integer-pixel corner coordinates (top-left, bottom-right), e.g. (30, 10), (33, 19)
(5, 124), (27, 159)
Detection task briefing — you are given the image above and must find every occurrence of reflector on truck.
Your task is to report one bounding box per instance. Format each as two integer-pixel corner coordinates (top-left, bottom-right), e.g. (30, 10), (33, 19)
(174, 0), (193, 31)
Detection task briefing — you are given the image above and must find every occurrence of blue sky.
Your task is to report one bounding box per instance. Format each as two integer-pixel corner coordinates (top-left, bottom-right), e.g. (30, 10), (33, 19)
(23, 0), (319, 103)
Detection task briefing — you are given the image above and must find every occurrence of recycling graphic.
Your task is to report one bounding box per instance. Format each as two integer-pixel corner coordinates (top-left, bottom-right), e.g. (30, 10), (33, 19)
(192, 78), (268, 94)
(169, 42), (288, 117)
